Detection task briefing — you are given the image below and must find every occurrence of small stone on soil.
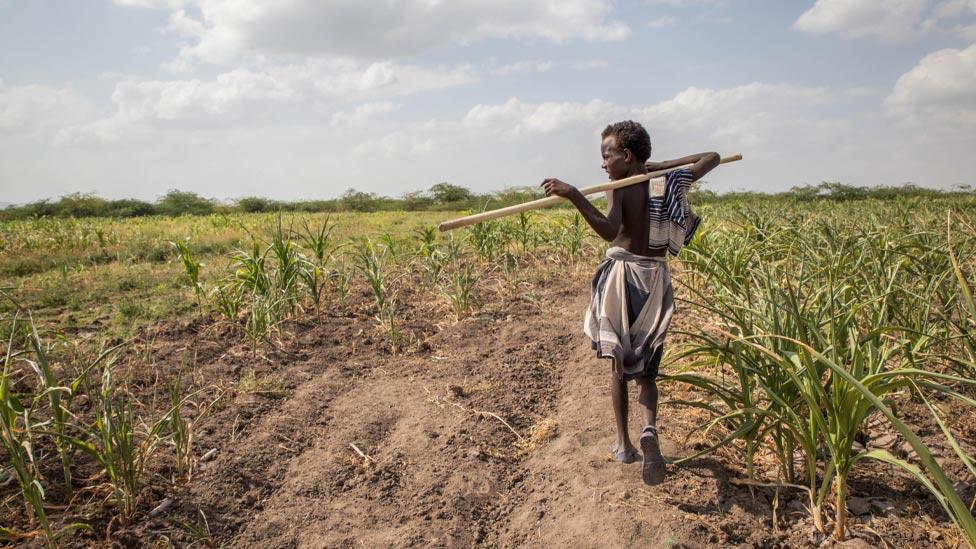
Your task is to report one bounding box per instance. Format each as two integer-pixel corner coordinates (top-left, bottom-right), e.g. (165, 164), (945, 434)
(871, 434), (898, 448)
(847, 496), (872, 515)
(898, 440), (914, 457)
(870, 498), (897, 516)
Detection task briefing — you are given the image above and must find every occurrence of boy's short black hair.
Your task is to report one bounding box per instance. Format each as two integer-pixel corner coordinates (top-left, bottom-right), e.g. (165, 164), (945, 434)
(601, 120), (651, 163)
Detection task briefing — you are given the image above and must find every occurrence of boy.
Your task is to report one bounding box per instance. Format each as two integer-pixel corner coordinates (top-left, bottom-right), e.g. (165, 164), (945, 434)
(541, 120), (718, 485)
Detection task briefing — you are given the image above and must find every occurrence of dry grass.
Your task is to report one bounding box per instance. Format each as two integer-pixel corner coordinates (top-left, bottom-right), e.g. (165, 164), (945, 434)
(235, 369), (288, 397)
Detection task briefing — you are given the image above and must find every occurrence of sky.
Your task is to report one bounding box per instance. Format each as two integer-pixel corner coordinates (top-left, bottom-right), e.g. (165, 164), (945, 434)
(1, 0), (975, 203)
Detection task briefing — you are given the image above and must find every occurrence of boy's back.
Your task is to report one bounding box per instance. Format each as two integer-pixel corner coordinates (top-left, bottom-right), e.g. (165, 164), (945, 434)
(606, 182), (654, 257)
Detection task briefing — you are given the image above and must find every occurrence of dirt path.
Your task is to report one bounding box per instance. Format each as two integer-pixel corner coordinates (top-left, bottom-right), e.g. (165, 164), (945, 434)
(98, 272), (964, 548)
(145, 278), (697, 548)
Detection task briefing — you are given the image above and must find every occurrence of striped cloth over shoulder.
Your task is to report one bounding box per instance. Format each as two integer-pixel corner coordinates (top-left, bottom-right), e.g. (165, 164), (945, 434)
(648, 167), (701, 256)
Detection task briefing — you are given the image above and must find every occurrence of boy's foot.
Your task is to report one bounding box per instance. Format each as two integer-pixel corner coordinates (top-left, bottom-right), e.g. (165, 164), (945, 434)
(640, 426), (666, 485)
(610, 443), (638, 464)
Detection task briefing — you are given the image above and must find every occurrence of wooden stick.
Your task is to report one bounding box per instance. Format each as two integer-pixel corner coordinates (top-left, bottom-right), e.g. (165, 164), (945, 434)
(438, 154), (742, 232)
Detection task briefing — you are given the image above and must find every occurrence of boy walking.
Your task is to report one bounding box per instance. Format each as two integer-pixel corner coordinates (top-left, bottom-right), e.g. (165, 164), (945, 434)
(541, 121), (718, 485)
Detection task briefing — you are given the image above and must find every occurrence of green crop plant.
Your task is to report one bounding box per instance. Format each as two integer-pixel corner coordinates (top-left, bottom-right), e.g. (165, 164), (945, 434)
(243, 294), (284, 347)
(947, 212), (976, 372)
(668, 213), (976, 542)
(171, 239), (204, 301)
(378, 233), (404, 261)
(351, 239), (401, 351)
(210, 280), (244, 325)
(507, 211), (536, 253)
(329, 259), (351, 306)
(0, 316), (54, 545)
(167, 375), (192, 482)
(23, 320), (117, 502)
(268, 216), (304, 315)
(232, 239), (271, 296)
(298, 215), (336, 266)
(415, 226), (438, 259)
(352, 238), (391, 313)
(468, 220), (503, 263)
(559, 213), (587, 261)
(415, 226), (446, 286)
(299, 260), (326, 313)
(749, 334), (976, 542)
(443, 261), (476, 321)
(0, 314), (92, 547)
(62, 364), (172, 524)
(500, 250), (520, 291)
(1, 290), (116, 503)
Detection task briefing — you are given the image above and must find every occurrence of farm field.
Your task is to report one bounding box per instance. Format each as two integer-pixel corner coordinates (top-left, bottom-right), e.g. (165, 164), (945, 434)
(2, 197), (976, 548)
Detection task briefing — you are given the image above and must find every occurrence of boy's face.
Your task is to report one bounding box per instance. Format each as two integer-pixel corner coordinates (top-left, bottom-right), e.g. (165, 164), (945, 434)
(601, 135), (630, 181)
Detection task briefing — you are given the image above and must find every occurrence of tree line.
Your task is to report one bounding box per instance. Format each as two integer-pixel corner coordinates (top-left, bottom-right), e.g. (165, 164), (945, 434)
(1, 181), (972, 220)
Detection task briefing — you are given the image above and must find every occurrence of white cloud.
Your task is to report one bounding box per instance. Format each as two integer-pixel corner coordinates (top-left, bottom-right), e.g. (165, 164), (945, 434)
(113, 0), (186, 8)
(638, 83), (830, 148)
(932, 0), (976, 18)
(794, 0), (976, 42)
(164, 9), (206, 38)
(0, 82), (95, 137)
(794, 0), (929, 42)
(647, 16), (678, 29)
(331, 101), (396, 128)
(886, 42), (976, 127)
(572, 59), (609, 70)
(488, 60), (555, 76)
(9, 79), (976, 203)
(370, 83), (943, 193)
(462, 97), (617, 136)
(353, 130), (437, 157)
(644, 0), (725, 5)
(59, 60), (476, 143)
(129, 0), (630, 65)
(115, 69), (298, 122)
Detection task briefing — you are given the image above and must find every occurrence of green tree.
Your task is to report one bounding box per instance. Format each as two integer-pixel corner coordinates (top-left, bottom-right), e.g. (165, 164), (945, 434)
(55, 193), (107, 217)
(237, 196), (276, 213)
(429, 182), (473, 203)
(401, 191), (434, 211)
(341, 188), (379, 212)
(156, 190), (214, 216)
(106, 199), (155, 217)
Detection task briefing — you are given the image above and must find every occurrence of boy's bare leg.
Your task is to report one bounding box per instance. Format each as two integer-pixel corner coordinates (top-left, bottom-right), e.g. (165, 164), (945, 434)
(635, 376), (658, 428)
(611, 371), (636, 453)
(636, 376), (666, 484)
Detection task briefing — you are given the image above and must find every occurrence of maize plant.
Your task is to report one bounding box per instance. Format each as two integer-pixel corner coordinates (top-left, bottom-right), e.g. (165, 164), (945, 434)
(171, 239), (204, 301)
(467, 220), (503, 263)
(352, 238), (402, 351)
(667, 212), (976, 543)
(298, 215), (336, 266)
(443, 260), (476, 321)
(0, 316), (54, 545)
(62, 364), (172, 524)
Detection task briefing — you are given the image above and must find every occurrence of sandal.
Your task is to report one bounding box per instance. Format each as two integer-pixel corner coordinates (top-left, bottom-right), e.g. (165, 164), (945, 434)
(610, 443), (638, 464)
(640, 425), (666, 485)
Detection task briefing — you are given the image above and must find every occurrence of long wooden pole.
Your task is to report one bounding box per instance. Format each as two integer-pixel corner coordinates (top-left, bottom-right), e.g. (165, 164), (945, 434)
(437, 154), (742, 232)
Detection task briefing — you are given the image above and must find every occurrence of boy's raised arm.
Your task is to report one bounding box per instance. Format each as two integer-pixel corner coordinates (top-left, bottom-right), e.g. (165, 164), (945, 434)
(541, 178), (623, 242)
(645, 152), (720, 182)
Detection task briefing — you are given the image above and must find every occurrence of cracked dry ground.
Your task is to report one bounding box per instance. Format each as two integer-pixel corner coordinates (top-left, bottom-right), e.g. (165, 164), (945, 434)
(67, 267), (968, 548)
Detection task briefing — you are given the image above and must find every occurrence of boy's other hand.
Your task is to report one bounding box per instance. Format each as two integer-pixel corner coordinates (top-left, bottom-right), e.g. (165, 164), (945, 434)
(644, 161), (663, 172)
(541, 178), (576, 198)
